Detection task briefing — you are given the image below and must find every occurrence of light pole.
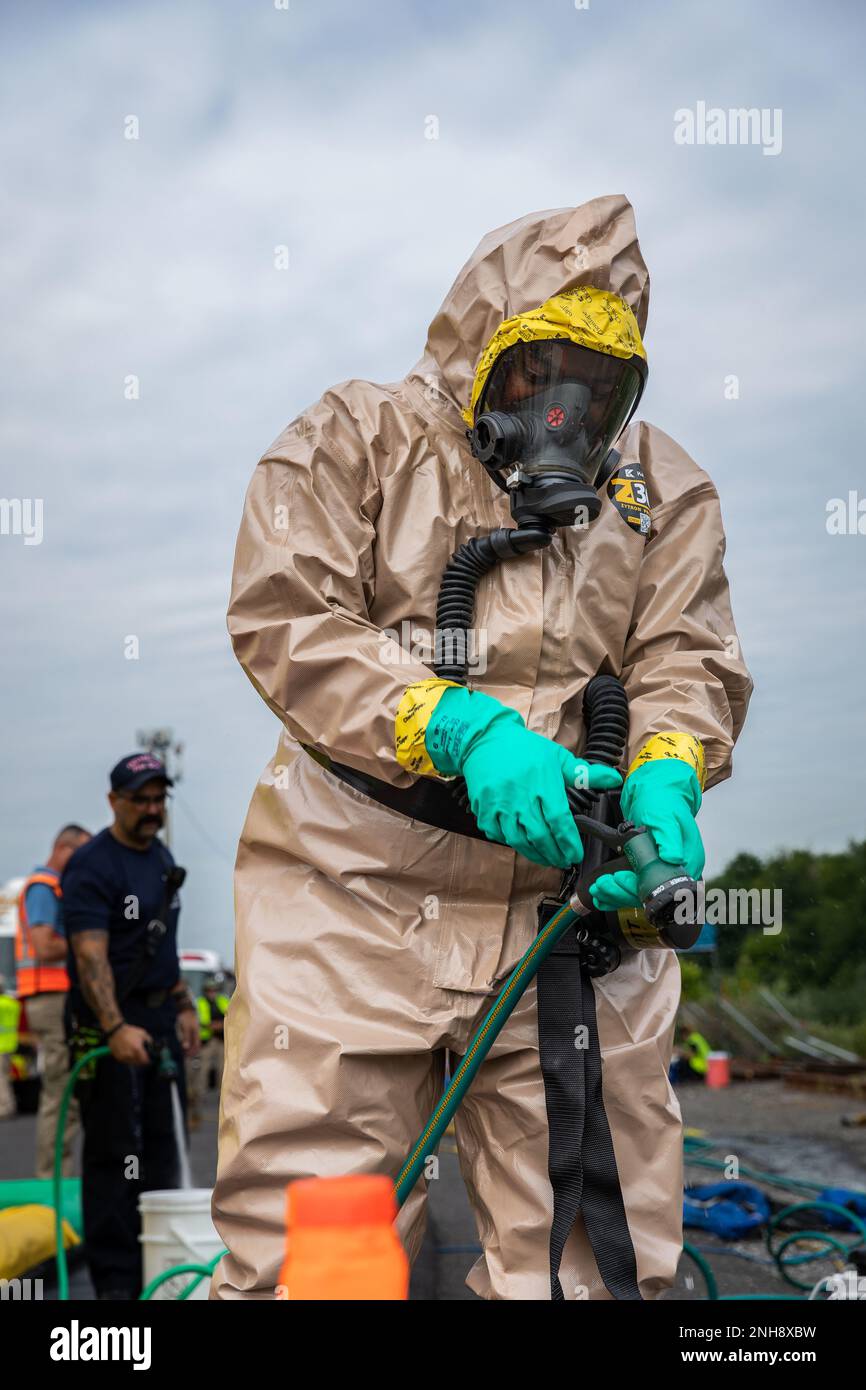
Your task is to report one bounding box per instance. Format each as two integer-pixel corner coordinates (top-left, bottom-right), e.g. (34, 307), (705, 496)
(135, 728), (183, 849)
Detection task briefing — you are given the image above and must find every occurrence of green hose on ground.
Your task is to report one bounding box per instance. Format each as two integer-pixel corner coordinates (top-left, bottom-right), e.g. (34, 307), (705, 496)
(720, 1294), (805, 1301)
(54, 1046), (110, 1300)
(139, 1250), (225, 1301)
(685, 1152), (837, 1197)
(681, 1241), (719, 1300)
(682, 1152), (866, 1298)
(684, 1134), (866, 1201)
(395, 900), (579, 1206)
(767, 1202), (866, 1290)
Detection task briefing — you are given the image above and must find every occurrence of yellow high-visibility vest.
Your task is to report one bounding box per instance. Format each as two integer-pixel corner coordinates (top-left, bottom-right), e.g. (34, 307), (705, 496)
(197, 995), (229, 1042)
(0, 994), (22, 1055)
(686, 1031), (712, 1076)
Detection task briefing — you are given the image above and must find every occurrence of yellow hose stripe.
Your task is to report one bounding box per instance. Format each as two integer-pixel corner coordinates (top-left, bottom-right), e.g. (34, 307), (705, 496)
(627, 732), (706, 790)
(394, 678), (459, 776)
(396, 903), (574, 1189)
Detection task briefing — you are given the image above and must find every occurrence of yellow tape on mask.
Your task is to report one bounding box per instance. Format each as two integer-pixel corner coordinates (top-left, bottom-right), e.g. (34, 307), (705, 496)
(395, 679), (460, 776)
(463, 285), (647, 427)
(627, 732), (706, 790)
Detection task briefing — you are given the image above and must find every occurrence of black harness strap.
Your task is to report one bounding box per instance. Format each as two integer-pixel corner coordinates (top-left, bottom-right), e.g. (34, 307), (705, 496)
(104, 838), (186, 1005)
(537, 911), (642, 1301)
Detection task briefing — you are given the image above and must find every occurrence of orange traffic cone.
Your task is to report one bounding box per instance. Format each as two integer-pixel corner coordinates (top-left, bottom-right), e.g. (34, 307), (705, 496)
(278, 1175), (409, 1301)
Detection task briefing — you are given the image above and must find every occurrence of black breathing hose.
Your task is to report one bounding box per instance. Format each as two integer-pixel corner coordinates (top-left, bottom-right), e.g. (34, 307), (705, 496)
(433, 524), (554, 682)
(432, 525), (630, 819)
(569, 675), (630, 812)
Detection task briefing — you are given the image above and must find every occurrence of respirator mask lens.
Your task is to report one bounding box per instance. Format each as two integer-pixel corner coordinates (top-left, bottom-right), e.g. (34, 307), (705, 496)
(474, 339), (645, 488)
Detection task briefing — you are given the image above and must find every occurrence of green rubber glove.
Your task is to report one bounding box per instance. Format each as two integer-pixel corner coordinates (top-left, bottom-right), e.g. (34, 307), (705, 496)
(425, 686), (622, 869)
(589, 758), (705, 912)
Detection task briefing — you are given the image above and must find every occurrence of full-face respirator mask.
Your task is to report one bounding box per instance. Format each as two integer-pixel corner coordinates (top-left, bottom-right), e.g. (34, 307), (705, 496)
(467, 336), (647, 530)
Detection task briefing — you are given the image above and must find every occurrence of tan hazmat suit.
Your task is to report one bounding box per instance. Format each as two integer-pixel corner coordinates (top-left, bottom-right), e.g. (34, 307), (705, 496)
(212, 195), (752, 1301)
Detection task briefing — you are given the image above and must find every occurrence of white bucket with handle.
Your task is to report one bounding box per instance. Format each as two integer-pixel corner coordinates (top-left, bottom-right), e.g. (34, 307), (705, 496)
(139, 1188), (223, 1300)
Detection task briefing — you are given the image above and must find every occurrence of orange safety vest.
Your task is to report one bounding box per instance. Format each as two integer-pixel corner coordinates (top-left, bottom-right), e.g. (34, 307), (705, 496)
(16, 871), (70, 996)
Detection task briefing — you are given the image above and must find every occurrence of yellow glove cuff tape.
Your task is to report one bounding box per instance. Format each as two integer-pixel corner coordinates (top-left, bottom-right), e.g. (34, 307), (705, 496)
(395, 679), (460, 776)
(627, 732), (706, 791)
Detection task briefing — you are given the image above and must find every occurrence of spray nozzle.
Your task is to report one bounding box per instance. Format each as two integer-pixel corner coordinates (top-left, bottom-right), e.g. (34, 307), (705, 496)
(568, 814), (701, 948)
(145, 1038), (178, 1079)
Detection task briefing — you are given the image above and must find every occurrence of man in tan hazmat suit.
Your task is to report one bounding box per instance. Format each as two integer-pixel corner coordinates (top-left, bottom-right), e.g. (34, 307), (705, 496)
(212, 194), (752, 1301)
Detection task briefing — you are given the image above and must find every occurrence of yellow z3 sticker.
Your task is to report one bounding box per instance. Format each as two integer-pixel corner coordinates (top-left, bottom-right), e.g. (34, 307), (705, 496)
(607, 461), (651, 537)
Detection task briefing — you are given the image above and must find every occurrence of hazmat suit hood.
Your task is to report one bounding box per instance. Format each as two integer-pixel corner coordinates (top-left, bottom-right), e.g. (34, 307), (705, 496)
(407, 194), (650, 437)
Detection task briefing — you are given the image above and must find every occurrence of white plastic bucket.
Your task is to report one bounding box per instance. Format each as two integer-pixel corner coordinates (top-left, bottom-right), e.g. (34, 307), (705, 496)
(139, 1188), (222, 1301)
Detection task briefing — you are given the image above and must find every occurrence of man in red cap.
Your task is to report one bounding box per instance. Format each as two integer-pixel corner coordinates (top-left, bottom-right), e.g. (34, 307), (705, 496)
(62, 753), (200, 1300)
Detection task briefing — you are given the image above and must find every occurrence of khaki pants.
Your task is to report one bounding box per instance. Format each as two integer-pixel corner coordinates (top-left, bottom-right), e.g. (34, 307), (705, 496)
(212, 751), (684, 1301)
(0, 1055), (14, 1119)
(187, 1037), (224, 1116)
(26, 991), (79, 1179)
(212, 813), (683, 1300)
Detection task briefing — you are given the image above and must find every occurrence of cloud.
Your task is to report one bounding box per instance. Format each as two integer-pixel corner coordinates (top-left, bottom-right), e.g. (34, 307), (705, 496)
(2, 0), (864, 954)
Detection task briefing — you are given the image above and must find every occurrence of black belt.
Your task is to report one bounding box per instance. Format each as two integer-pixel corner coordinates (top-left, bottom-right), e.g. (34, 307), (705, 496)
(313, 748), (488, 842)
(126, 988), (171, 1009)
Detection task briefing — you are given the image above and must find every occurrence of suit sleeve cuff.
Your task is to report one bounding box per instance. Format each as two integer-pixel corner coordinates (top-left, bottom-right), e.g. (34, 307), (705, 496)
(626, 732), (706, 791)
(395, 679), (460, 776)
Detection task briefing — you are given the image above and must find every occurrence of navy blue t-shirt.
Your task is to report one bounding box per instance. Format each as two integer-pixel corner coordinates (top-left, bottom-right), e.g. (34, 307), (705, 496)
(62, 828), (182, 997)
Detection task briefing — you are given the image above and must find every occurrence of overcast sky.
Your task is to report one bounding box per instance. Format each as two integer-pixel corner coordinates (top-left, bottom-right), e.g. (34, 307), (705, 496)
(2, 0), (864, 961)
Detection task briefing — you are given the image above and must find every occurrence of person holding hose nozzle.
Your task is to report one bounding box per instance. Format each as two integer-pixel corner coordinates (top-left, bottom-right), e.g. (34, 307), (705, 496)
(62, 753), (200, 1300)
(213, 196), (752, 1301)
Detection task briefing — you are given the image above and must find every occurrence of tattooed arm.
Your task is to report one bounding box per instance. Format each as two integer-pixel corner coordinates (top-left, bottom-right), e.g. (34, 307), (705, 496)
(63, 851), (152, 1065)
(70, 930), (122, 1033)
(70, 930), (152, 1066)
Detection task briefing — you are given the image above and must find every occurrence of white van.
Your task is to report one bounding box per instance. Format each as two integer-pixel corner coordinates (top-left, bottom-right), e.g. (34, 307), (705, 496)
(179, 948), (234, 1000)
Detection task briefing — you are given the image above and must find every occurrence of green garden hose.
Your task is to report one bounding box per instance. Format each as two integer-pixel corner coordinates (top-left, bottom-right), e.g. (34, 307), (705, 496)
(684, 1152), (830, 1197)
(720, 1294), (805, 1301)
(54, 1046), (110, 1300)
(766, 1202), (866, 1291)
(139, 1250), (224, 1301)
(395, 899), (579, 1205)
(681, 1241), (719, 1300)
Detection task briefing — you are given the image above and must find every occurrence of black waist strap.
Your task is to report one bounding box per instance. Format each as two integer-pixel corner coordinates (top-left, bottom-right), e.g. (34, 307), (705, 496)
(308, 747), (487, 842)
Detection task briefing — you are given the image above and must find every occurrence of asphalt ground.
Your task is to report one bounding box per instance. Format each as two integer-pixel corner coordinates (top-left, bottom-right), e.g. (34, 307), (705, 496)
(2, 1077), (864, 1301)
